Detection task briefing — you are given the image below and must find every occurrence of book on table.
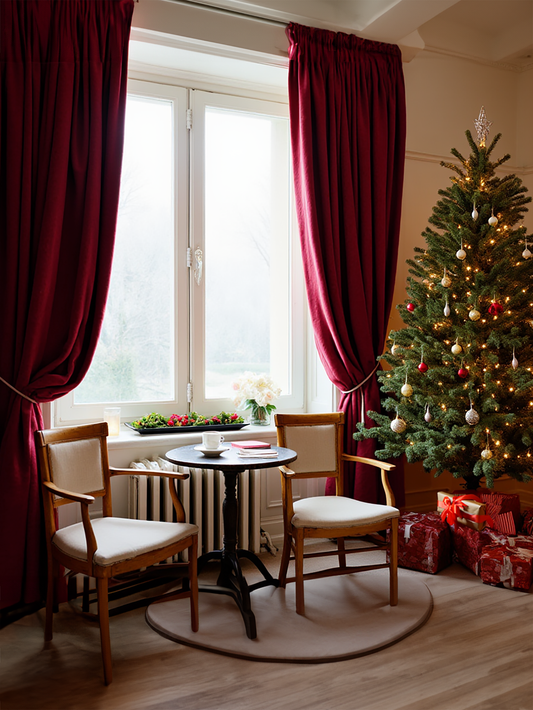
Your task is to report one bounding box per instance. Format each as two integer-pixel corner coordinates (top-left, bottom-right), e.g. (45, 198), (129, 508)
(231, 440), (271, 449)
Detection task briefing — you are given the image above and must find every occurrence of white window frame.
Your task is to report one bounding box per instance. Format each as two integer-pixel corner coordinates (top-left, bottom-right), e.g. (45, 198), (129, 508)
(54, 77), (305, 426)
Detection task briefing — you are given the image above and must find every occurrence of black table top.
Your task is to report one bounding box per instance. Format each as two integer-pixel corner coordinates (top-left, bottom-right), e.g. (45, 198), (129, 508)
(165, 443), (297, 471)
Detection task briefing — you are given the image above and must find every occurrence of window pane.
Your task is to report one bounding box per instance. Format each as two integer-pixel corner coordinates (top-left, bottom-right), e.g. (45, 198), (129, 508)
(204, 107), (290, 399)
(75, 96), (174, 404)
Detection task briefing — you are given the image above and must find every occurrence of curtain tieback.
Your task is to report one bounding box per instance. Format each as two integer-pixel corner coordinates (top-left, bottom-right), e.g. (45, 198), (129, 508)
(340, 363), (380, 426)
(339, 363), (380, 395)
(0, 376), (38, 405)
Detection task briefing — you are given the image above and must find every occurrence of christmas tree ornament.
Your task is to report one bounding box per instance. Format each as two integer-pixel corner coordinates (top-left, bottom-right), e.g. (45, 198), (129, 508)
(471, 204), (478, 220)
(481, 433), (493, 460)
(474, 106), (492, 147)
(522, 239), (531, 260)
(469, 308), (481, 321)
(458, 368), (468, 379)
(444, 300), (451, 317)
(391, 341), (400, 355)
(456, 241), (467, 260)
(418, 348), (428, 373)
(465, 402), (480, 426)
(488, 209), (498, 227)
(424, 404), (433, 423)
(512, 348), (518, 370)
(481, 447), (493, 460)
(406, 303), (415, 312)
(488, 300), (504, 315)
(441, 268), (451, 288)
(401, 382), (413, 397)
(390, 412), (407, 433)
(451, 338), (462, 355)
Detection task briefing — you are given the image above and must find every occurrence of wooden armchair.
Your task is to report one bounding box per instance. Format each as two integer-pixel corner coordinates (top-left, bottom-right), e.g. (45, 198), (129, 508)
(275, 412), (399, 615)
(35, 422), (199, 685)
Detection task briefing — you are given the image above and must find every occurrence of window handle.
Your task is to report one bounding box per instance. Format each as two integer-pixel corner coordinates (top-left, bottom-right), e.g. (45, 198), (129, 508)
(193, 247), (203, 286)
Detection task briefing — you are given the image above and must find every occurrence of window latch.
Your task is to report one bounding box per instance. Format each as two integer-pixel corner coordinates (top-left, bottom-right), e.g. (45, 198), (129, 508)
(192, 247), (203, 285)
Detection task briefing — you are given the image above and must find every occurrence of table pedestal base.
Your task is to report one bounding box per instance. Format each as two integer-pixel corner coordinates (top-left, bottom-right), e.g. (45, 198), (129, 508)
(198, 549), (279, 639)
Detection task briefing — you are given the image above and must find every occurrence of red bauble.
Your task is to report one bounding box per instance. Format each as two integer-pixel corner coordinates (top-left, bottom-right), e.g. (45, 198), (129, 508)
(406, 303), (415, 312)
(418, 362), (428, 373)
(458, 367), (469, 379)
(488, 301), (504, 315)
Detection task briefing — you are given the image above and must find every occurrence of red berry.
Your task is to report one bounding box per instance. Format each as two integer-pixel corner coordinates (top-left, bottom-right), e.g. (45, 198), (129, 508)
(418, 362), (428, 373)
(406, 303), (415, 312)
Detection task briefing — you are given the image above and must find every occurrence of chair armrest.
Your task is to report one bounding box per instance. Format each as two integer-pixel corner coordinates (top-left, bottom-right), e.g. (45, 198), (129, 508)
(279, 465), (296, 478)
(341, 455), (396, 507)
(42, 480), (95, 505)
(341, 454), (395, 471)
(110, 466), (190, 480)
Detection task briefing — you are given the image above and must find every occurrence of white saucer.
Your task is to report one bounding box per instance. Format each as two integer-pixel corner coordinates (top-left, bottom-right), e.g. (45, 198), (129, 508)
(194, 445), (229, 458)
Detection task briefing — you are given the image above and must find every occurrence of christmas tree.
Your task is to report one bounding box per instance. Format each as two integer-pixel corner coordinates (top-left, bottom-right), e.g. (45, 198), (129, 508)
(355, 109), (533, 489)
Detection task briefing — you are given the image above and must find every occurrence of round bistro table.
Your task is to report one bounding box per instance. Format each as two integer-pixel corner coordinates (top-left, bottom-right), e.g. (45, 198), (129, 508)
(163, 444), (297, 640)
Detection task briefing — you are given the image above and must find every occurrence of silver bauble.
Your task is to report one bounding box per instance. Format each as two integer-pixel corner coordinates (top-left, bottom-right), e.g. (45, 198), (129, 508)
(522, 247), (531, 260)
(444, 302), (451, 317)
(481, 448), (493, 460)
(456, 248), (467, 260)
(451, 343), (462, 355)
(401, 383), (413, 397)
(471, 207), (478, 220)
(465, 406), (480, 425)
(469, 308), (481, 321)
(441, 275), (452, 288)
(512, 354), (518, 370)
(390, 416), (407, 434)
(391, 343), (400, 355)
(424, 405), (433, 423)
(488, 214), (498, 226)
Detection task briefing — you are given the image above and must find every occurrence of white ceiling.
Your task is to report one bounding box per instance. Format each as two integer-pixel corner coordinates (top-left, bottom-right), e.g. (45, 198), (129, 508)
(186, 0), (533, 68)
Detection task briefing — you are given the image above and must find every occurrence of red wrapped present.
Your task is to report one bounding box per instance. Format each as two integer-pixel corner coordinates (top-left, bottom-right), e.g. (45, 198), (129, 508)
(508, 535), (533, 551)
(521, 509), (533, 535)
(452, 524), (509, 575)
(389, 512), (452, 574)
(480, 543), (533, 591)
(437, 491), (493, 531)
(478, 491), (521, 535)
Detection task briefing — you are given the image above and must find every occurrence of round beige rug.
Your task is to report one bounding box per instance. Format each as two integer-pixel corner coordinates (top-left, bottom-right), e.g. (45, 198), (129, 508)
(145, 569), (432, 662)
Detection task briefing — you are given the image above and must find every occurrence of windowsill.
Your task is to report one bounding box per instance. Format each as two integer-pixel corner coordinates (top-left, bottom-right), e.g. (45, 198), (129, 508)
(106, 422), (278, 451)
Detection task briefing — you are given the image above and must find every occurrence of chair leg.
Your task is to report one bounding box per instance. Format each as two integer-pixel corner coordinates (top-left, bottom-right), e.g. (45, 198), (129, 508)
(337, 537), (346, 569)
(44, 555), (57, 642)
(96, 577), (113, 685)
(278, 532), (292, 588)
(189, 536), (199, 633)
(294, 529), (305, 616)
(389, 518), (398, 606)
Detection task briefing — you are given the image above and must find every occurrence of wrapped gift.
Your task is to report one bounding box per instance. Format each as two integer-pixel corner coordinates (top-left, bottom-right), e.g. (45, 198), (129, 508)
(480, 544), (533, 591)
(437, 491), (493, 531)
(452, 524), (509, 575)
(478, 491), (521, 535)
(389, 512), (452, 574)
(508, 535), (533, 551)
(521, 509), (533, 536)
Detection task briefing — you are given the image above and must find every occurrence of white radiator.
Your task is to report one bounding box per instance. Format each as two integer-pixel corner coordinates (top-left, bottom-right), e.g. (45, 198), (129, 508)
(128, 457), (262, 558)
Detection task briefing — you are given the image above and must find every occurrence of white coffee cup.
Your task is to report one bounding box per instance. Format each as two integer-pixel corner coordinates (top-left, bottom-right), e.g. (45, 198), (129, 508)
(202, 431), (224, 450)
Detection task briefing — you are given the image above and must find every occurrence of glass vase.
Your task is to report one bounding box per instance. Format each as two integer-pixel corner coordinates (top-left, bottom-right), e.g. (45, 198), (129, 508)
(249, 404), (271, 426)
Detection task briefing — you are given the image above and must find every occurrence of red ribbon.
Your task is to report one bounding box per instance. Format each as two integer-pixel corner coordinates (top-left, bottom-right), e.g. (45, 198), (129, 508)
(439, 494), (494, 528)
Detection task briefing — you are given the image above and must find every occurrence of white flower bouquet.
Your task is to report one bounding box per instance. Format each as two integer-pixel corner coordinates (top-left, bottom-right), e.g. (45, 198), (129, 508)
(232, 372), (282, 425)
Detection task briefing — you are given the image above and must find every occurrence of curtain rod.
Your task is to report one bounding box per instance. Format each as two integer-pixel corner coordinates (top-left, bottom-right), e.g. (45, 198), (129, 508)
(159, 0), (288, 28)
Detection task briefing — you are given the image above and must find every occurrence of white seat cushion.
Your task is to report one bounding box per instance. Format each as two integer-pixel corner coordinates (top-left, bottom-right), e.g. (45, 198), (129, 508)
(53, 517), (199, 567)
(291, 496), (399, 529)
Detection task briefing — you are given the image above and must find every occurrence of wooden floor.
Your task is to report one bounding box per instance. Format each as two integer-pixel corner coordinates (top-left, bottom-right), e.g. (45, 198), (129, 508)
(1, 544), (532, 710)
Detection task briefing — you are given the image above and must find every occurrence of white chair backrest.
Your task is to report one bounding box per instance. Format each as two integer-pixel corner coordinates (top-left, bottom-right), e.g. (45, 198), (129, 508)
(48, 437), (105, 494)
(282, 424), (337, 474)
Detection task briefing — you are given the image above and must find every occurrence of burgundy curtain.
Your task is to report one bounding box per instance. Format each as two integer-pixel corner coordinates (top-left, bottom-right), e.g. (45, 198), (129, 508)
(0, 0), (133, 611)
(287, 23), (406, 505)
